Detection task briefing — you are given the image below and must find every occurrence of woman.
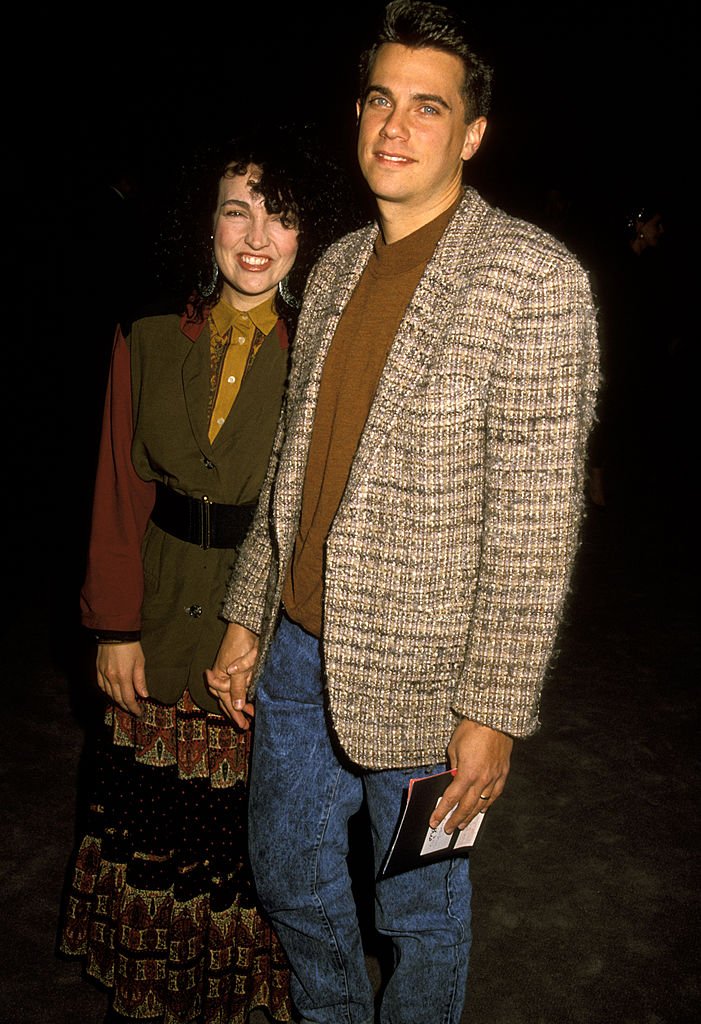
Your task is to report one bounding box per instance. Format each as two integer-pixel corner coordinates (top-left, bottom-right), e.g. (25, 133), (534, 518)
(59, 130), (359, 1024)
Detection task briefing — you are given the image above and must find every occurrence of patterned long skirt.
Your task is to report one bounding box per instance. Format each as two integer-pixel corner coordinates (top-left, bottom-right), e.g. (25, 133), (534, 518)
(59, 691), (292, 1024)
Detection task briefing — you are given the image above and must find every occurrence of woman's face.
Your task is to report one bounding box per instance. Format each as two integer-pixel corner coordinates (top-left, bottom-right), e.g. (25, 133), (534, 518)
(213, 164), (299, 311)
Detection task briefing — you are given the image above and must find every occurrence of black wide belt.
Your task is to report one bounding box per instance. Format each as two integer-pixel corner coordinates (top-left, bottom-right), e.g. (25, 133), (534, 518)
(151, 483), (256, 550)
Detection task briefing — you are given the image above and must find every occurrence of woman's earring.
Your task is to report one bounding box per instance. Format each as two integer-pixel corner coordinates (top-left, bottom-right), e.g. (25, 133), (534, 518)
(200, 240), (219, 299)
(278, 275), (299, 309)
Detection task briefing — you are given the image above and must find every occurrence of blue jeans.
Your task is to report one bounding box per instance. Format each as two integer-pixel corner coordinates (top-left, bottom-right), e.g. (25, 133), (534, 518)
(249, 615), (472, 1024)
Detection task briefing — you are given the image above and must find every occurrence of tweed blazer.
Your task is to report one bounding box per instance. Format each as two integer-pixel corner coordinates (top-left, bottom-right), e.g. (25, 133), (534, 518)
(222, 187), (599, 769)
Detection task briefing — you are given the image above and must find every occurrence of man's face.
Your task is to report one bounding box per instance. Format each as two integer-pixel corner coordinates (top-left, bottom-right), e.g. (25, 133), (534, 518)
(356, 43), (486, 221)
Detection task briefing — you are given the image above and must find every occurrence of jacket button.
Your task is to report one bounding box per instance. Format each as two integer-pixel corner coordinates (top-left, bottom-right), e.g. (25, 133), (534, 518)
(202, 456), (215, 469)
(186, 605), (203, 618)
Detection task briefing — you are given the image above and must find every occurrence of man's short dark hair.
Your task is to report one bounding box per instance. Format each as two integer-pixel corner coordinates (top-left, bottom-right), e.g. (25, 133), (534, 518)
(358, 1), (492, 123)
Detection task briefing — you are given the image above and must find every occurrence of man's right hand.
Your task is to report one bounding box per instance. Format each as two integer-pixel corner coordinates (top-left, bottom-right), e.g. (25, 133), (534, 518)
(205, 622), (259, 729)
(96, 641), (148, 717)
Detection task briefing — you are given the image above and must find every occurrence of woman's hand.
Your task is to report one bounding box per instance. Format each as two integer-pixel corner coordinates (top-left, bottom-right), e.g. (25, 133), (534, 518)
(96, 641), (148, 717)
(205, 622), (258, 729)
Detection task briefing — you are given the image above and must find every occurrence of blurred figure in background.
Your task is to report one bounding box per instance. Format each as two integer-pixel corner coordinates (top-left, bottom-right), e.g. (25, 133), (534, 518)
(592, 199), (681, 529)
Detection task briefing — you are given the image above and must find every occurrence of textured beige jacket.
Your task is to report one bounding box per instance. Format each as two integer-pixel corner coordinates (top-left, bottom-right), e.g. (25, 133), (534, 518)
(222, 187), (599, 769)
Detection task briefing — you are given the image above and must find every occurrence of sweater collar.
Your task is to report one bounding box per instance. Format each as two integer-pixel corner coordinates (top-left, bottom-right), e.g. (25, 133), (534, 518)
(371, 194), (462, 277)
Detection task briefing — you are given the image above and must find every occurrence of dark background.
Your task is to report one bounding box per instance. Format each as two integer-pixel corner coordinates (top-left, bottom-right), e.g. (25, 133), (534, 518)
(19, 0), (693, 237)
(15, 0), (693, 335)
(30, 1), (693, 227)
(2, 5), (698, 1023)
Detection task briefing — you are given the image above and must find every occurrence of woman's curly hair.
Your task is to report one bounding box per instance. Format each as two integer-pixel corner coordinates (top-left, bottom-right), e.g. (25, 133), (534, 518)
(155, 123), (364, 332)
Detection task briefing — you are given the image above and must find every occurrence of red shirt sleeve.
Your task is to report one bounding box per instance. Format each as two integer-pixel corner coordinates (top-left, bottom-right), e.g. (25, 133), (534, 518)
(80, 326), (155, 631)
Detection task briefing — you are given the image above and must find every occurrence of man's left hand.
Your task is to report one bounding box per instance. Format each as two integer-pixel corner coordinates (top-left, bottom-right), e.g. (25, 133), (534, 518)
(429, 718), (513, 833)
(205, 622), (258, 729)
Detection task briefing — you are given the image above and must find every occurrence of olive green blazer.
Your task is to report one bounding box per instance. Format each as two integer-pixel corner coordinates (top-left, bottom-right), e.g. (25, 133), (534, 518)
(82, 310), (289, 712)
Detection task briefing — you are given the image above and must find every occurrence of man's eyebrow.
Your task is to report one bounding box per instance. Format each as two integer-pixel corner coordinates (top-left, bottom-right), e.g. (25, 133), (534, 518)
(413, 92), (451, 110)
(364, 83), (451, 111)
(220, 198), (251, 209)
(364, 83), (393, 101)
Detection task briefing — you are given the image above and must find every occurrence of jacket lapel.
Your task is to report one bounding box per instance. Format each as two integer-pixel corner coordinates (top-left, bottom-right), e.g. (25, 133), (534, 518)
(211, 323), (277, 449)
(342, 189), (488, 505)
(181, 320), (215, 457)
(273, 225), (377, 532)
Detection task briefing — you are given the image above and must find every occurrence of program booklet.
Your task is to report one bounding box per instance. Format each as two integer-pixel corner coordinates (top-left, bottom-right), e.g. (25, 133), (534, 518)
(380, 769), (485, 878)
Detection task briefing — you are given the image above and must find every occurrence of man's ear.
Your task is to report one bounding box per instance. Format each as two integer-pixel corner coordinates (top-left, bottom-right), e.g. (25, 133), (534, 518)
(461, 117), (488, 162)
(356, 98), (362, 123)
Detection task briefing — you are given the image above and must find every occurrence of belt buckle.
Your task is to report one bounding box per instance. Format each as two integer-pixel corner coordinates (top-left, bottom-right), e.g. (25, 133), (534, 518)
(201, 495), (211, 549)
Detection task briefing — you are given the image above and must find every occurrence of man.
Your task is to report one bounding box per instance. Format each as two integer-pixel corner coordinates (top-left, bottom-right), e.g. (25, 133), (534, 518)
(207, 3), (599, 1022)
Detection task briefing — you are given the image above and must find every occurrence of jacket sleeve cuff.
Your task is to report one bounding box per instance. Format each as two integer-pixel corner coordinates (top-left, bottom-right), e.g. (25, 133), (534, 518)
(90, 628), (142, 644)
